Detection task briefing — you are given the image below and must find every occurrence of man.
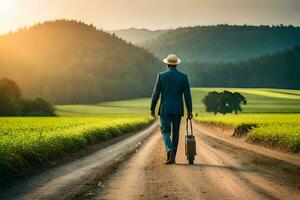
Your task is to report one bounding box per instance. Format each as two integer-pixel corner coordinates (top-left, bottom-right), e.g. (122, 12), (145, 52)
(150, 54), (193, 164)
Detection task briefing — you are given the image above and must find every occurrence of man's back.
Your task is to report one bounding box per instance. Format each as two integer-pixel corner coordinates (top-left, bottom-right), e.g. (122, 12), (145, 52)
(151, 67), (192, 116)
(150, 54), (193, 164)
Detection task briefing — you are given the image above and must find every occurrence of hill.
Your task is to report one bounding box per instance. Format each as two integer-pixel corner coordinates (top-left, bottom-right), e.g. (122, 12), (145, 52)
(141, 25), (300, 63)
(182, 45), (300, 89)
(0, 20), (161, 104)
(111, 28), (167, 44)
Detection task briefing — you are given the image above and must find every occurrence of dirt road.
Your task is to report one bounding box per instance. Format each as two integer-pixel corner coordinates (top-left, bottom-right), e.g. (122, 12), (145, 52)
(2, 121), (299, 200)
(0, 122), (158, 200)
(97, 123), (300, 200)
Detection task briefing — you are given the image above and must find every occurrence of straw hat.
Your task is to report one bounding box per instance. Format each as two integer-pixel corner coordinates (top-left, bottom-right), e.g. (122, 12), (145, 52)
(163, 54), (182, 65)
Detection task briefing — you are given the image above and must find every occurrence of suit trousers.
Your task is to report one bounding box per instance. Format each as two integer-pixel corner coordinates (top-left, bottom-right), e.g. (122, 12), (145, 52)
(160, 114), (182, 157)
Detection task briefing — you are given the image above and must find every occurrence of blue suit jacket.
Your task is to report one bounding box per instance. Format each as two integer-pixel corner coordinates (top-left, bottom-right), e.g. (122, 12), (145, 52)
(150, 67), (192, 116)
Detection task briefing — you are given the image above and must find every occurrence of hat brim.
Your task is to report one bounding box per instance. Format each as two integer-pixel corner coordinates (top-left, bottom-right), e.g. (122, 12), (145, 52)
(163, 58), (182, 65)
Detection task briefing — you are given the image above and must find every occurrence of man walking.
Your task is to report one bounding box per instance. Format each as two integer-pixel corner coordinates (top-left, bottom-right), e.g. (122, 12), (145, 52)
(150, 54), (193, 164)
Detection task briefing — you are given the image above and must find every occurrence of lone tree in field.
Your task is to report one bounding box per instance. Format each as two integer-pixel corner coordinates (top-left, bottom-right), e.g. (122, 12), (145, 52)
(202, 90), (247, 115)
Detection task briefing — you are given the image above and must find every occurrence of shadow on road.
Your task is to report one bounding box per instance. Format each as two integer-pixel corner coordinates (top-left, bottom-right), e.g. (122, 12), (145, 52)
(174, 163), (257, 172)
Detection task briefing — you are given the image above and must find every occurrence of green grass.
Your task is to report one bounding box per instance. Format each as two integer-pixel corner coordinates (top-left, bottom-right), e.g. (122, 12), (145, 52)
(191, 88), (300, 152)
(1, 87), (300, 182)
(1, 98), (154, 183)
(196, 114), (300, 152)
(55, 87), (300, 152)
(56, 88), (300, 117)
(248, 123), (300, 152)
(56, 98), (150, 116)
(191, 88), (300, 113)
(197, 113), (300, 126)
(0, 116), (153, 181)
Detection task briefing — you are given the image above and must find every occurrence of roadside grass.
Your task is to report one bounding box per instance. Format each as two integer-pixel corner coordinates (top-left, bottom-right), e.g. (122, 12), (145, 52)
(0, 116), (153, 183)
(196, 114), (300, 152)
(1, 87), (300, 183)
(248, 123), (300, 152)
(55, 88), (300, 153)
(196, 113), (300, 126)
(0, 98), (154, 184)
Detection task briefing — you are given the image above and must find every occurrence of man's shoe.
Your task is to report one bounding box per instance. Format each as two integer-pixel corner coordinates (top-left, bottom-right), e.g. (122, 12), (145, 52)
(165, 150), (175, 165)
(166, 151), (170, 162)
(172, 153), (176, 164)
(171, 158), (176, 164)
(170, 156), (176, 164)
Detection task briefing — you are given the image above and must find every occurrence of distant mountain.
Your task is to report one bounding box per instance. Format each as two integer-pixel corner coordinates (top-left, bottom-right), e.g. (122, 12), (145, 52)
(141, 25), (300, 63)
(182, 45), (300, 89)
(0, 20), (161, 104)
(111, 28), (167, 44)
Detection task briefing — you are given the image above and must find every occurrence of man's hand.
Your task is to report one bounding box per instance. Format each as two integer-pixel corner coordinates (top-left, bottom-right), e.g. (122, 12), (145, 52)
(187, 112), (193, 120)
(150, 111), (156, 118)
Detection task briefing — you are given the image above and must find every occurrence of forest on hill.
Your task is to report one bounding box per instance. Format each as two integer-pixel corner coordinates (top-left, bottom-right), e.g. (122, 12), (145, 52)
(111, 28), (166, 44)
(141, 25), (300, 63)
(182, 45), (300, 89)
(0, 20), (162, 104)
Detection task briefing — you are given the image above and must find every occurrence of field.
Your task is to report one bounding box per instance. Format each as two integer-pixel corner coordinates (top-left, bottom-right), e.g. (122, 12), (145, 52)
(191, 88), (300, 152)
(1, 87), (300, 183)
(0, 116), (153, 182)
(0, 97), (155, 183)
(55, 88), (300, 117)
(31, 88), (300, 153)
(192, 87), (300, 152)
(56, 98), (150, 116)
(56, 88), (300, 152)
(197, 114), (300, 152)
(191, 88), (300, 113)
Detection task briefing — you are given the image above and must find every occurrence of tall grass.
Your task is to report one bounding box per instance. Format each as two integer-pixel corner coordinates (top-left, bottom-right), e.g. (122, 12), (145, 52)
(0, 117), (153, 181)
(196, 114), (300, 152)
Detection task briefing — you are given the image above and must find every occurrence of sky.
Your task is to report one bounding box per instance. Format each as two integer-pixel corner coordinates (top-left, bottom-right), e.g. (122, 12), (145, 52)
(0, 0), (300, 34)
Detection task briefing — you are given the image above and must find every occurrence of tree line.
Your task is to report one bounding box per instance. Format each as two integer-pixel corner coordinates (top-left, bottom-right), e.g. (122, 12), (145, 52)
(0, 78), (55, 116)
(142, 24), (300, 63)
(182, 45), (300, 89)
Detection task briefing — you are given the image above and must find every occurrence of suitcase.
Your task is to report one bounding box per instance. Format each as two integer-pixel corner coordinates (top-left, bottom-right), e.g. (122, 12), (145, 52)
(185, 119), (196, 164)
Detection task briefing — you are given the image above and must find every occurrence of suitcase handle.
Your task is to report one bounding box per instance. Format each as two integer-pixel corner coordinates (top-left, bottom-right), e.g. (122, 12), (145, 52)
(186, 118), (193, 136)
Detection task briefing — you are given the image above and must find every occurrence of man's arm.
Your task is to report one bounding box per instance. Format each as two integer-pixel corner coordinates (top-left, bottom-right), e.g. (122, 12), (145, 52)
(150, 74), (162, 116)
(183, 75), (193, 118)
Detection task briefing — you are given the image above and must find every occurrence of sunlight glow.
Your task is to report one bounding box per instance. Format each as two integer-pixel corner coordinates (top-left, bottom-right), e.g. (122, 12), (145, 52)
(0, 0), (16, 17)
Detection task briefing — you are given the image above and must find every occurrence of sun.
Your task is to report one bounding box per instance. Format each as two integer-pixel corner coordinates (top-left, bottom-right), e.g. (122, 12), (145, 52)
(0, 0), (16, 16)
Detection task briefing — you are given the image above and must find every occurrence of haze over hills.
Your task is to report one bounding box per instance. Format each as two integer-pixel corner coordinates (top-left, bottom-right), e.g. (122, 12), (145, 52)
(0, 20), (161, 104)
(113, 25), (300, 89)
(129, 25), (300, 63)
(111, 28), (167, 44)
(1, 21), (299, 101)
(182, 45), (300, 89)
